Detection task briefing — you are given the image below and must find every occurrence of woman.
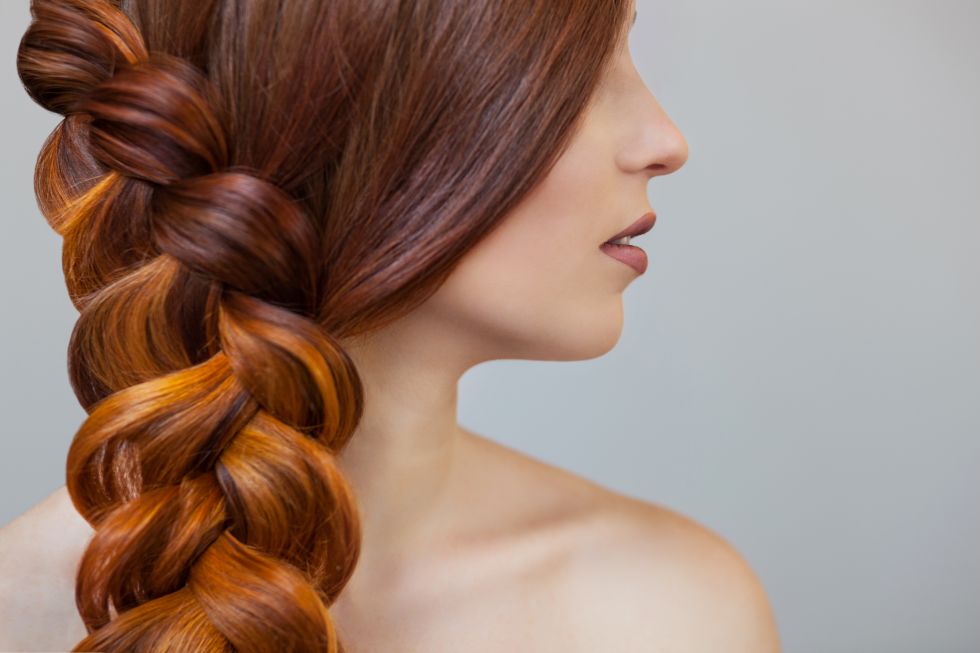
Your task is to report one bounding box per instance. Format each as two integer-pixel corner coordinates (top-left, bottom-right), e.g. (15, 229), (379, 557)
(1, 0), (780, 650)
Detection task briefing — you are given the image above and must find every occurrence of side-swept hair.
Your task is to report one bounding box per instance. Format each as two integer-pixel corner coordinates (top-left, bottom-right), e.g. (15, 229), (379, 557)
(15, 0), (632, 649)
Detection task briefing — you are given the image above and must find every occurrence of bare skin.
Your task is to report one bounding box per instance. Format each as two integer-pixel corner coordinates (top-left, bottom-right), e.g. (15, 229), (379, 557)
(0, 5), (781, 651)
(0, 427), (779, 651)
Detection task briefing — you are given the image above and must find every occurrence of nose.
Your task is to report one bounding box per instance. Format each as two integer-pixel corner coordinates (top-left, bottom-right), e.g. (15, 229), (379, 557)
(646, 109), (688, 178)
(621, 93), (689, 179)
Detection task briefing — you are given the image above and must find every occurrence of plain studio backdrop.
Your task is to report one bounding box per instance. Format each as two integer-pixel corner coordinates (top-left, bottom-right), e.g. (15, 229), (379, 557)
(1, 1), (977, 651)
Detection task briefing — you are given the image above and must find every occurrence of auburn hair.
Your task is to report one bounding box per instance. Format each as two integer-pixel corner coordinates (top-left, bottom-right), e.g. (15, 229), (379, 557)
(15, 0), (632, 650)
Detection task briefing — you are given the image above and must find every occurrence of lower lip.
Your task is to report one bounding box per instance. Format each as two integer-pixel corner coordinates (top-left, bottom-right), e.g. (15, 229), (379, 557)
(600, 242), (648, 275)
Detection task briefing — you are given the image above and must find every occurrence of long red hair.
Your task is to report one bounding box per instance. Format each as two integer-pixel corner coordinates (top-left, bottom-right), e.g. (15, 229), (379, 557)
(15, 0), (632, 649)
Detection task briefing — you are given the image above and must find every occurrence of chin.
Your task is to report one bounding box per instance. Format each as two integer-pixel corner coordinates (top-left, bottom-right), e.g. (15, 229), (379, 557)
(538, 305), (626, 362)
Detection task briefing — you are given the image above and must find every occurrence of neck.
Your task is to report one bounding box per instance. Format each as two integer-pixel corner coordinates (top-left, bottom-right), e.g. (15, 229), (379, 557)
(335, 312), (480, 573)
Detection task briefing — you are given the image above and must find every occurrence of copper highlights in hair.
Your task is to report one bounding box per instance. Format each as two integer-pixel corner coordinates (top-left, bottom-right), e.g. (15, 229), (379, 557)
(15, 0), (632, 650)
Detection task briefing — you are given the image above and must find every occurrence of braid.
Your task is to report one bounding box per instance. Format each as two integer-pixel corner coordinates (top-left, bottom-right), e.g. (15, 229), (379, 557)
(18, 1), (364, 651)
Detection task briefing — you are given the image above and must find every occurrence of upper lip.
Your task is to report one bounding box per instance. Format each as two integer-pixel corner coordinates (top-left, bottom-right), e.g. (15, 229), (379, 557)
(603, 211), (657, 243)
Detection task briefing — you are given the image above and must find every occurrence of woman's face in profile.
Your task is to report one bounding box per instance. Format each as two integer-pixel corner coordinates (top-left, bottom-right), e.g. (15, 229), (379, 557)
(421, 25), (690, 363)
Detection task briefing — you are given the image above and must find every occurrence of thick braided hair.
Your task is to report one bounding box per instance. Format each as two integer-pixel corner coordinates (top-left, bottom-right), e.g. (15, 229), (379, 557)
(15, 0), (633, 650)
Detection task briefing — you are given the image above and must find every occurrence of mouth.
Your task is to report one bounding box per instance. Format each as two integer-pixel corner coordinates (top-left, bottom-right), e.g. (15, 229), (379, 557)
(602, 211), (657, 245)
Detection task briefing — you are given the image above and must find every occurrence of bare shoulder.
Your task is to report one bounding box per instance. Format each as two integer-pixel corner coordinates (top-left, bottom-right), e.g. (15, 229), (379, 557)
(458, 430), (780, 651)
(0, 485), (93, 650)
(558, 489), (782, 652)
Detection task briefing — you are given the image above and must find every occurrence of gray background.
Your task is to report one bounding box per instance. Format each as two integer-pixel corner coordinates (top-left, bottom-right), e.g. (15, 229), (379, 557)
(2, 1), (978, 651)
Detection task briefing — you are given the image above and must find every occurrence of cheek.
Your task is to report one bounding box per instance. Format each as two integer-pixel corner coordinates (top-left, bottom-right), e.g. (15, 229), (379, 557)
(422, 110), (632, 359)
(427, 222), (627, 360)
